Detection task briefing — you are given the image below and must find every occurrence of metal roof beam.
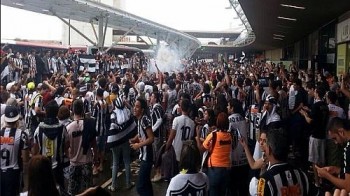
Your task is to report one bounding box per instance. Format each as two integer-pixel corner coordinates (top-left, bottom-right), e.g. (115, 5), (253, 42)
(90, 20), (98, 42)
(51, 10), (96, 46)
(101, 15), (108, 49)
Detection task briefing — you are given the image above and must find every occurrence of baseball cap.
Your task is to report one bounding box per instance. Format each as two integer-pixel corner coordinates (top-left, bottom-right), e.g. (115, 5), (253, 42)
(137, 82), (145, 91)
(37, 83), (43, 89)
(4, 105), (20, 123)
(265, 94), (277, 105)
(6, 81), (16, 91)
(27, 82), (36, 90)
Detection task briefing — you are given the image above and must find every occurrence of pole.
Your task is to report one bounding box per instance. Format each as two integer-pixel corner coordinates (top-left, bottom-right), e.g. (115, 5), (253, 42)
(52, 12), (96, 46)
(68, 19), (71, 45)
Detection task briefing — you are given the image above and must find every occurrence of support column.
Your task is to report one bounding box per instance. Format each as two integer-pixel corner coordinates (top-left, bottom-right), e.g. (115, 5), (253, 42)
(98, 16), (104, 51)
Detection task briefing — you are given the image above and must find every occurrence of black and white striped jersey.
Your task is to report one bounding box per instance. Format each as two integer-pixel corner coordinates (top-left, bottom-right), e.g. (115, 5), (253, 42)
(93, 99), (107, 136)
(151, 103), (164, 137)
(0, 128), (28, 171)
(340, 141), (350, 179)
(137, 115), (153, 162)
(257, 163), (309, 196)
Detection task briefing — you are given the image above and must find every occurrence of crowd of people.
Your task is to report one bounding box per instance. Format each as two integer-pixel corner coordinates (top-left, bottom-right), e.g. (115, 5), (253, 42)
(1, 45), (350, 196)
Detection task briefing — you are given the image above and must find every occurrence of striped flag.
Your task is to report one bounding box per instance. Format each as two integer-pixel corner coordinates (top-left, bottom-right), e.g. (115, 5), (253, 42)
(79, 54), (96, 73)
(106, 117), (137, 148)
(1, 65), (9, 80)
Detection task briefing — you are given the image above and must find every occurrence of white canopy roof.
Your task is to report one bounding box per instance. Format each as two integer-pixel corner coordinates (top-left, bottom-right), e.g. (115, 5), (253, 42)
(1, 0), (201, 58)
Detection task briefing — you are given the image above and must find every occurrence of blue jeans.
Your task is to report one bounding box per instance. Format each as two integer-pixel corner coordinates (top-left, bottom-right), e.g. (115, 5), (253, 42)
(136, 161), (153, 196)
(207, 167), (229, 196)
(97, 135), (107, 152)
(1, 169), (20, 196)
(111, 141), (131, 188)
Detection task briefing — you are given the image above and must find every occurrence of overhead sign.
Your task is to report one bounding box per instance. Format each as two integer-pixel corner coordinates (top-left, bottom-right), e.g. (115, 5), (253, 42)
(337, 18), (350, 43)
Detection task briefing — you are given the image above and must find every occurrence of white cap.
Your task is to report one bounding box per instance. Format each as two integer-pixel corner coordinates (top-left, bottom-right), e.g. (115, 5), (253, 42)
(6, 81), (16, 91)
(144, 85), (153, 93)
(137, 82), (145, 91)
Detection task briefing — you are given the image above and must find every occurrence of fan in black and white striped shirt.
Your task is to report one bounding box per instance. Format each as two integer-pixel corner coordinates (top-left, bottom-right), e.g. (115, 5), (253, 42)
(130, 98), (154, 196)
(255, 128), (312, 196)
(92, 88), (107, 174)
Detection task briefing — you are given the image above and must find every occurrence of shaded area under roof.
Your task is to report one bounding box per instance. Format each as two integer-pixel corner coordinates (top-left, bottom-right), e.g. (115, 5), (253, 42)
(238, 0), (350, 50)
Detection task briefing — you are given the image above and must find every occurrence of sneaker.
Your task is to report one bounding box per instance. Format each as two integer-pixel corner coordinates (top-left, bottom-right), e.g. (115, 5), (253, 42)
(108, 185), (117, 192)
(126, 182), (135, 190)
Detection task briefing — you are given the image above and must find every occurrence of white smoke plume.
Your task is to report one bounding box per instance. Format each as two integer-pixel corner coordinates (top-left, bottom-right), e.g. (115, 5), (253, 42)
(149, 43), (184, 73)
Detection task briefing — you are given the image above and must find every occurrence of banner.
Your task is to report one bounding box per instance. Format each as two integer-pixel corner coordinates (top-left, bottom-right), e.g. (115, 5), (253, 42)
(337, 44), (347, 76)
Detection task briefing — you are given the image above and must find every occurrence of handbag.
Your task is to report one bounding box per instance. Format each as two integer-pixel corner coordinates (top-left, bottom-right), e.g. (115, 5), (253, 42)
(201, 131), (217, 172)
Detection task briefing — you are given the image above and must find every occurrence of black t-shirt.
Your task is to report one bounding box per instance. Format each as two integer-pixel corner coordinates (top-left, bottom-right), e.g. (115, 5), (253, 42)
(310, 101), (329, 139)
(294, 88), (308, 110)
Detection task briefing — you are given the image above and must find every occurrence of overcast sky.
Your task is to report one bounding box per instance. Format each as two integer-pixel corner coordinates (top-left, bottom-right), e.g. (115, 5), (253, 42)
(1, 0), (242, 41)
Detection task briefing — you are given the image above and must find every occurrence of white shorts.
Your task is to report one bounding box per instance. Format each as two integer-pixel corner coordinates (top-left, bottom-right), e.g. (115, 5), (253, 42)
(308, 136), (326, 166)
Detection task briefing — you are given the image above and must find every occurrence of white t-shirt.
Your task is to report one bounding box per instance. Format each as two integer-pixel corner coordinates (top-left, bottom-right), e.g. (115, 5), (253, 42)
(328, 103), (346, 119)
(171, 115), (195, 161)
(54, 96), (64, 107)
(1, 103), (6, 115)
(166, 172), (209, 196)
(228, 113), (248, 166)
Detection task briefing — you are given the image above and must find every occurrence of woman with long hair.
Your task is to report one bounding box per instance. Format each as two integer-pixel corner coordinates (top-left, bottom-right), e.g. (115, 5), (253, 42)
(196, 112), (232, 196)
(27, 155), (60, 196)
(197, 108), (216, 143)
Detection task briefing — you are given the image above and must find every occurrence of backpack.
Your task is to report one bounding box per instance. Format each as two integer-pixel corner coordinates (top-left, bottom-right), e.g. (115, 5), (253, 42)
(29, 93), (42, 110)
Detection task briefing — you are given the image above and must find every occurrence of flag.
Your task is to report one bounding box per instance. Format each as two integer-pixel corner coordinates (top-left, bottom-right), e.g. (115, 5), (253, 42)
(79, 54), (96, 73)
(1, 65), (9, 80)
(106, 117), (137, 148)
